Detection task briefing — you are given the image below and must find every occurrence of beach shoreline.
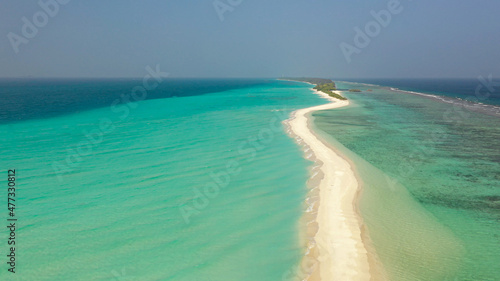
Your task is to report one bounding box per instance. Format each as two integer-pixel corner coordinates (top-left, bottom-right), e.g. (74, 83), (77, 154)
(284, 89), (378, 280)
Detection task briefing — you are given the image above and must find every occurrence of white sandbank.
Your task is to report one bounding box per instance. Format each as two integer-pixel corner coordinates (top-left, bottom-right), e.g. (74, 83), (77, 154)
(286, 90), (373, 281)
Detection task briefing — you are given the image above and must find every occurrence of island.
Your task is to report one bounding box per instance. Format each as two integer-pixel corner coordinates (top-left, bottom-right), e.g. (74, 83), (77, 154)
(282, 77), (347, 100)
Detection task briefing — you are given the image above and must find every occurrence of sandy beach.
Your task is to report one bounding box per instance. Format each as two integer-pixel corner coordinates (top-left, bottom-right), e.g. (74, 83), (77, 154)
(286, 90), (373, 281)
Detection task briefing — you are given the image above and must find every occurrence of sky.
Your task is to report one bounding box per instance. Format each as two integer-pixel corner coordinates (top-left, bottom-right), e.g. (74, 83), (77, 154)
(0, 0), (499, 79)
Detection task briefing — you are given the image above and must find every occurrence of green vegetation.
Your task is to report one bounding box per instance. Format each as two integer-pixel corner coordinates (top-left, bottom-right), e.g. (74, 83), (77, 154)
(314, 82), (336, 92)
(324, 91), (347, 100)
(349, 89), (362, 92)
(314, 83), (347, 101)
(281, 77), (347, 101)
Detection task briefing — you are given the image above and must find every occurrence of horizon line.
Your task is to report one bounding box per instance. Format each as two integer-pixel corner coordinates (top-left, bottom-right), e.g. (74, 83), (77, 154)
(0, 76), (483, 80)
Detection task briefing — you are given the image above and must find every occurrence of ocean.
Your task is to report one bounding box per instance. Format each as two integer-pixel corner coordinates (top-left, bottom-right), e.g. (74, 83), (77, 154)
(2, 77), (499, 280)
(339, 78), (500, 106)
(313, 80), (500, 280)
(0, 79), (324, 280)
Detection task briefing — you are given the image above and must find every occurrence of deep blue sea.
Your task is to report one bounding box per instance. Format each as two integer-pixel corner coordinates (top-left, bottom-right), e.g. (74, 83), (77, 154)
(0, 78), (271, 124)
(339, 78), (500, 106)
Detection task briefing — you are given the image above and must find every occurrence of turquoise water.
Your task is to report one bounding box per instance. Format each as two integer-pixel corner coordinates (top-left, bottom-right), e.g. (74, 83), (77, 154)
(0, 80), (325, 280)
(313, 82), (500, 280)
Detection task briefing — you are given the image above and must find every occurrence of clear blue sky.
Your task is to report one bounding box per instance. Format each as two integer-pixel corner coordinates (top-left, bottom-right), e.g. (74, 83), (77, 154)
(1, 0), (499, 78)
